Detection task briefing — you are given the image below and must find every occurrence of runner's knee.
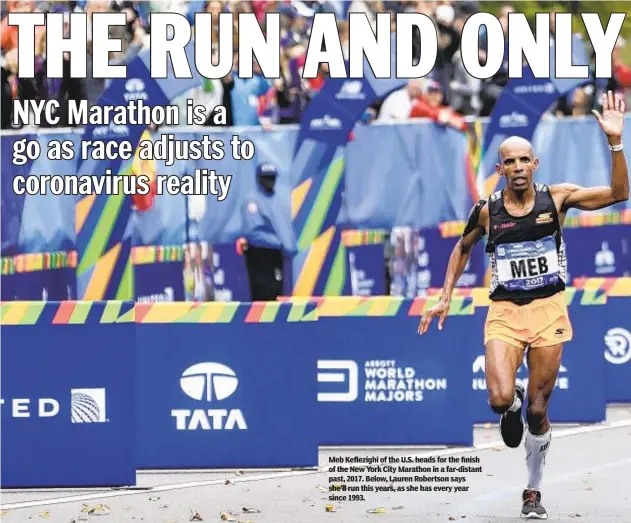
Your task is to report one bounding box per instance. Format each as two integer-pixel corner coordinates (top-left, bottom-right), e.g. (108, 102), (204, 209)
(488, 389), (514, 414)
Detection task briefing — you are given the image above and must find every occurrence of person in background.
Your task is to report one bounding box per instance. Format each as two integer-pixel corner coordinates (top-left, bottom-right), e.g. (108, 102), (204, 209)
(131, 129), (157, 212)
(410, 79), (469, 133)
(377, 79), (424, 121)
(228, 52), (273, 126)
(236, 163), (296, 301)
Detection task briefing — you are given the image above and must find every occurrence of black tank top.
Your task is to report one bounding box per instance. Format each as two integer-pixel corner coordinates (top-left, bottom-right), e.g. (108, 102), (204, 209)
(485, 183), (567, 305)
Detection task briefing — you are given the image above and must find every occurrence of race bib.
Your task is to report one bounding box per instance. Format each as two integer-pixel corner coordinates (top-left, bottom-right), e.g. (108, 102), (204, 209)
(495, 236), (559, 291)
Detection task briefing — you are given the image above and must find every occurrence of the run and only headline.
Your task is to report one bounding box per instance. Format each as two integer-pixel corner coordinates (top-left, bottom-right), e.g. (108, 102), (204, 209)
(8, 11), (626, 81)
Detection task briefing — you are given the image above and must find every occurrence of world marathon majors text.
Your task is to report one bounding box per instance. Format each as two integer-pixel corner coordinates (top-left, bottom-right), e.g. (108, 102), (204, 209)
(364, 360), (447, 402)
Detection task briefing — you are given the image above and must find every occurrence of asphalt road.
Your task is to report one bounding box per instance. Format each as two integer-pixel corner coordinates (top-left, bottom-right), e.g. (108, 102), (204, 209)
(2, 405), (630, 523)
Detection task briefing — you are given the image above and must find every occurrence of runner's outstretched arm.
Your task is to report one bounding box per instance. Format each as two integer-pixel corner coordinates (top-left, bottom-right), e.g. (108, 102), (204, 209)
(552, 90), (628, 211)
(418, 200), (487, 334)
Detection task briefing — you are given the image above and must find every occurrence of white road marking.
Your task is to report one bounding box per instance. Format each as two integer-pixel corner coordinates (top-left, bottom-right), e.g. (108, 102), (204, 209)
(465, 457), (631, 504)
(2, 419), (630, 511)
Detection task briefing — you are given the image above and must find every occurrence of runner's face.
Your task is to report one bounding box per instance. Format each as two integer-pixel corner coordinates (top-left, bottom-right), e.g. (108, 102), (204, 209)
(497, 144), (539, 193)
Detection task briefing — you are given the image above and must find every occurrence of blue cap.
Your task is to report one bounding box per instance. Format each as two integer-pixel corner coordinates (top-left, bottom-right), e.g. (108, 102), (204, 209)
(256, 163), (278, 177)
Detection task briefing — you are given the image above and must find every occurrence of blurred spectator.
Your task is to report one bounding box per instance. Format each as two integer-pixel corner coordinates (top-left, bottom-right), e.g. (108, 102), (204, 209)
(378, 79), (424, 121)
(448, 13), (481, 115)
(410, 79), (469, 132)
(1, 49), (17, 129)
(555, 87), (591, 117)
(228, 52), (272, 126)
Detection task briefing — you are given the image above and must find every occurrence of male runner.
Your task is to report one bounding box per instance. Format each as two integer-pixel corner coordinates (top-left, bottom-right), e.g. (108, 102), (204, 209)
(418, 91), (628, 519)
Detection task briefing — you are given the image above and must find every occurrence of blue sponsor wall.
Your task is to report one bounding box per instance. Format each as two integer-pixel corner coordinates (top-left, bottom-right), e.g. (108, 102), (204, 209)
(135, 302), (320, 469)
(1, 301), (136, 488)
(1, 290), (629, 487)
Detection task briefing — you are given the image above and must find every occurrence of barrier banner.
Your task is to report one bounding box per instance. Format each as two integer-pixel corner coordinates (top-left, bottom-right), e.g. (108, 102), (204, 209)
(470, 296), (606, 424)
(346, 243), (385, 296)
(0, 301), (136, 487)
(1, 268), (75, 301)
(601, 297), (631, 403)
(135, 302), (319, 468)
(315, 310), (473, 447)
(212, 244), (250, 302)
(564, 225), (631, 279)
(134, 261), (184, 302)
(419, 227), (485, 289)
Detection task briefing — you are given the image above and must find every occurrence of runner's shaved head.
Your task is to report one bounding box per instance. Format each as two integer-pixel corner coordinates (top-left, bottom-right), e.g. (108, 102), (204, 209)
(498, 136), (535, 161)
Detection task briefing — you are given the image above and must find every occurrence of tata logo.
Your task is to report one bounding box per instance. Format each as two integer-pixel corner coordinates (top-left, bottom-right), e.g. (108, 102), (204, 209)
(124, 78), (148, 102)
(171, 362), (247, 431)
(604, 328), (631, 365)
(125, 78), (145, 92)
(317, 360), (358, 402)
(180, 362), (239, 401)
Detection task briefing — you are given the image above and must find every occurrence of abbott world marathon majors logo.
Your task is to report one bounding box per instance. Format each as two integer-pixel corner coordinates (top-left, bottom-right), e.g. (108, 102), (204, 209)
(472, 355), (569, 390)
(604, 328), (631, 365)
(172, 362), (247, 430)
(0, 388), (107, 422)
(317, 360), (447, 403)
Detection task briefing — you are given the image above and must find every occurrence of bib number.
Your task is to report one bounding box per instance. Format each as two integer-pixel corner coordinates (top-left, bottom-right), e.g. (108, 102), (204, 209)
(495, 236), (559, 291)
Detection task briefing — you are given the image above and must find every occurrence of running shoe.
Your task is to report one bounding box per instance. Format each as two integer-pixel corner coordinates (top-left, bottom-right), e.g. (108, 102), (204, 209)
(500, 383), (525, 448)
(521, 489), (548, 519)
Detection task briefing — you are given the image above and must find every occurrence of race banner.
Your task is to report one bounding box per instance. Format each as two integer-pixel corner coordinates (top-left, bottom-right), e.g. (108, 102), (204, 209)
(1, 301), (136, 487)
(75, 44), (202, 301)
(135, 302), (319, 468)
(315, 313), (474, 446)
(601, 297), (631, 403)
(291, 34), (407, 296)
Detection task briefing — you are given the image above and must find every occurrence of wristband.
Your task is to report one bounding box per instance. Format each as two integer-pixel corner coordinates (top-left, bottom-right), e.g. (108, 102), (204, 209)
(609, 143), (624, 152)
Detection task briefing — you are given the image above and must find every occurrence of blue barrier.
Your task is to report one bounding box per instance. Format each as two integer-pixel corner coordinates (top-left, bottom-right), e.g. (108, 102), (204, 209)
(1, 267), (75, 301)
(563, 226), (631, 279)
(0, 301), (136, 488)
(470, 301), (607, 424)
(315, 313), (474, 447)
(601, 297), (631, 403)
(0, 293), (624, 485)
(135, 302), (319, 469)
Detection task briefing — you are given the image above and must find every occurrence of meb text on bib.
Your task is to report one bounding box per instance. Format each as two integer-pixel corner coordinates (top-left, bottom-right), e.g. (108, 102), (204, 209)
(495, 235), (559, 291)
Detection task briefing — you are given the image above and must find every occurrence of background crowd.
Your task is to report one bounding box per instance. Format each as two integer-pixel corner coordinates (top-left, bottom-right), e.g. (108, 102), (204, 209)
(2, 0), (631, 131)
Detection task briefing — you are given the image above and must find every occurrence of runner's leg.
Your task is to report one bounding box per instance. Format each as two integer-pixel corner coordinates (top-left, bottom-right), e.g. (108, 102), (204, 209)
(520, 342), (563, 519)
(485, 339), (526, 447)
